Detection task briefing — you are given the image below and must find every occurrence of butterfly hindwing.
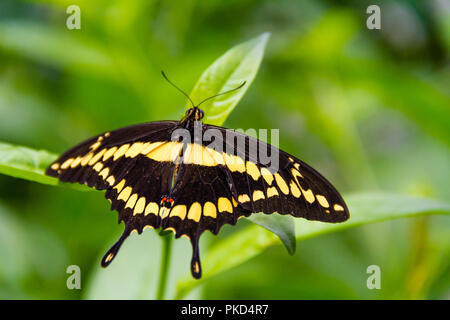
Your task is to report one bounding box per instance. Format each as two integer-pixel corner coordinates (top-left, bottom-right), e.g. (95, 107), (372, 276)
(160, 163), (251, 278)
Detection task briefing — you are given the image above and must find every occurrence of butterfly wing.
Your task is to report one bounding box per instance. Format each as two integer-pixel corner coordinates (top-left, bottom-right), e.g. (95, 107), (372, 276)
(46, 121), (182, 265)
(201, 124), (349, 223)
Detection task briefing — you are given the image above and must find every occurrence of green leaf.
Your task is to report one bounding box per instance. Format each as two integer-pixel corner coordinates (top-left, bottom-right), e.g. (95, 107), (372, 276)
(247, 214), (296, 255)
(0, 142), (90, 191)
(294, 193), (450, 240)
(0, 142), (58, 186)
(175, 193), (450, 299)
(187, 32), (270, 125)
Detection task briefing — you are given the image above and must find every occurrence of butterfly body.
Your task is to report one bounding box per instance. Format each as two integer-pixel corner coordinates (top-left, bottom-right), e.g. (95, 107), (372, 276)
(47, 106), (349, 279)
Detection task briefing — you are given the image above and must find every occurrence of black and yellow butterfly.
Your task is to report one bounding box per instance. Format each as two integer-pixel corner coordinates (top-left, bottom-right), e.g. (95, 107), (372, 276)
(46, 74), (349, 279)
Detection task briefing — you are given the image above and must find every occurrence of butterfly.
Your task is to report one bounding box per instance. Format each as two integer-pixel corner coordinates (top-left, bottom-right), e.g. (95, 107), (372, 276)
(46, 73), (349, 279)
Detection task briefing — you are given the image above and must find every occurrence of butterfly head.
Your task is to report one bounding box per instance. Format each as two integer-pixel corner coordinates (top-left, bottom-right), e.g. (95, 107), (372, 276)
(185, 107), (204, 121)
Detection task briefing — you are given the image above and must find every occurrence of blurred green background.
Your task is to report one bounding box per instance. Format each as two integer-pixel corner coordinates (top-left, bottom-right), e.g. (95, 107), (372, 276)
(0, 0), (449, 299)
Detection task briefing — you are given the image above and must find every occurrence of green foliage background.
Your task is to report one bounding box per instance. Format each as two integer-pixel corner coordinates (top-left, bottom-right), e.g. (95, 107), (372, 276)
(0, 0), (449, 299)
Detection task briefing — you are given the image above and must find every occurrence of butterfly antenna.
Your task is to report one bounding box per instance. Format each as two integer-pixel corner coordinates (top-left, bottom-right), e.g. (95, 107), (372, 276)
(196, 81), (246, 108)
(161, 71), (195, 108)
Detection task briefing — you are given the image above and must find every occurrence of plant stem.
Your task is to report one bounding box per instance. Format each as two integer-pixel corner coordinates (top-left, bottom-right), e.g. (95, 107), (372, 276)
(156, 233), (173, 300)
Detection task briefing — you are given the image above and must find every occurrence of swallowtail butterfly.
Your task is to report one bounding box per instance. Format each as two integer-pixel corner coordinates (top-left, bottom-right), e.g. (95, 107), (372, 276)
(46, 74), (349, 279)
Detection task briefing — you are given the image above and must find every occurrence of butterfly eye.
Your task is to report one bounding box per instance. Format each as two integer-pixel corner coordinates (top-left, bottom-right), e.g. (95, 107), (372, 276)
(195, 109), (204, 120)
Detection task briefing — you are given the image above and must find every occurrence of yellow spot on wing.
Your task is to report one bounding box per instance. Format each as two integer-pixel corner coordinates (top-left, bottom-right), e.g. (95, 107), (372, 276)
(125, 142), (146, 158)
(164, 227), (176, 235)
(238, 194), (250, 203)
(291, 168), (303, 180)
(113, 179), (125, 193)
(187, 202), (202, 222)
(203, 202), (216, 218)
(253, 190), (265, 201)
(334, 204), (344, 212)
(204, 147), (225, 165)
(106, 175), (115, 186)
(184, 143), (216, 166)
(147, 142), (182, 163)
(316, 195), (329, 208)
(103, 147), (117, 161)
(194, 262), (200, 274)
(246, 162), (261, 181)
(90, 141), (101, 151)
(303, 189), (315, 204)
(144, 202), (159, 216)
(141, 141), (165, 155)
(224, 153), (245, 173)
(105, 253), (114, 263)
(290, 180), (301, 198)
(81, 152), (94, 166)
(170, 205), (187, 219)
(267, 186), (278, 198)
(61, 158), (74, 169)
(113, 144), (130, 161)
(117, 186), (132, 202)
(181, 234), (190, 240)
(93, 162), (103, 172)
(159, 206), (170, 218)
(70, 156), (82, 168)
(274, 173), (289, 195)
(260, 167), (273, 185)
(51, 163), (60, 170)
(125, 193), (138, 209)
(89, 149), (106, 166)
(200, 146), (216, 166)
(133, 197), (146, 215)
(99, 167), (110, 180)
(290, 168), (315, 203)
(218, 197), (233, 213)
